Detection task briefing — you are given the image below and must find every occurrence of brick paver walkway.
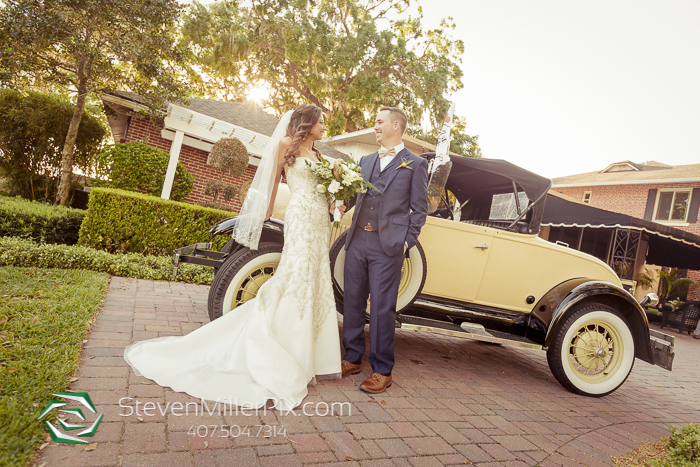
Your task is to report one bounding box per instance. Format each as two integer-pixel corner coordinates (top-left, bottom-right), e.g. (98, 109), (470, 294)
(38, 277), (700, 466)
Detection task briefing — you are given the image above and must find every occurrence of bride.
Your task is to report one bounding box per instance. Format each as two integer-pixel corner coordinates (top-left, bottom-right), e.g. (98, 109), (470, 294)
(124, 104), (342, 411)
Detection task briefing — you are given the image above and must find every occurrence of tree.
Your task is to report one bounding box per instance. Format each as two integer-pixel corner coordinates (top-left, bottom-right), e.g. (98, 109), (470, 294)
(0, 0), (192, 206)
(180, 0), (465, 136)
(0, 89), (106, 201)
(202, 137), (249, 209)
(412, 116), (483, 158)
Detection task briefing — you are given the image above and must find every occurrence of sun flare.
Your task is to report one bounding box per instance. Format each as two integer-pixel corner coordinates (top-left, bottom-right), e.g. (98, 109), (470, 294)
(247, 84), (270, 103)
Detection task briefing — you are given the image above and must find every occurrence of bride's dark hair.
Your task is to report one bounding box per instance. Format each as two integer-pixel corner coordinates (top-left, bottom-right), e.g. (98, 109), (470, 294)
(284, 104), (323, 167)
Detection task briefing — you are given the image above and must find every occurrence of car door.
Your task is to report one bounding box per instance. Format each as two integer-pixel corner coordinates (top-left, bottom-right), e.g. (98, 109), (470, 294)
(419, 217), (495, 301)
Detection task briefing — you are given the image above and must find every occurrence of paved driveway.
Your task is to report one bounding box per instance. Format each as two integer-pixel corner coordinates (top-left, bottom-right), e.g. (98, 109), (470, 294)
(39, 277), (700, 466)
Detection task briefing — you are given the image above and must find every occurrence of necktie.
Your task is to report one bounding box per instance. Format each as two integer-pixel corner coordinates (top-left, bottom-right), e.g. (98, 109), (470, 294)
(378, 147), (396, 158)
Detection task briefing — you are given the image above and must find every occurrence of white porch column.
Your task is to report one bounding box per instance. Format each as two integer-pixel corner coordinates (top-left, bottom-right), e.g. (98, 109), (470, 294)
(161, 130), (184, 199)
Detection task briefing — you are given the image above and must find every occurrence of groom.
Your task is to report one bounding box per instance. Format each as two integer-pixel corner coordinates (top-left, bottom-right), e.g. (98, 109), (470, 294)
(341, 107), (429, 393)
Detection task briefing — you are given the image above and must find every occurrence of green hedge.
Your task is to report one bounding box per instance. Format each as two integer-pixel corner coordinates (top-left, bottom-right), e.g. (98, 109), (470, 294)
(0, 196), (85, 244)
(0, 237), (214, 284)
(79, 187), (235, 256)
(92, 142), (194, 202)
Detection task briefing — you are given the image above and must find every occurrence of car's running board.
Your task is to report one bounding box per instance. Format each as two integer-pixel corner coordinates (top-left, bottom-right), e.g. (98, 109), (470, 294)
(397, 315), (543, 350)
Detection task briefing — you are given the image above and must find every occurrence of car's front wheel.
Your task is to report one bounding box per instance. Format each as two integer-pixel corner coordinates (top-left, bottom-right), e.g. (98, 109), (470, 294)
(329, 230), (427, 316)
(207, 243), (283, 321)
(546, 302), (635, 397)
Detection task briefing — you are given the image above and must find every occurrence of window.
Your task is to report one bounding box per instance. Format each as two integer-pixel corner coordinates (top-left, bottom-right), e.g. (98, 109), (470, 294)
(490, 192), (529, 220)
(653, 190), (691, 222)
(582, 191), (592, 204)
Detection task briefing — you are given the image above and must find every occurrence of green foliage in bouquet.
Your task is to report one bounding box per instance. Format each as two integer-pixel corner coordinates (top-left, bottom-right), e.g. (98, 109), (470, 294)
(306, 158), (379, 203)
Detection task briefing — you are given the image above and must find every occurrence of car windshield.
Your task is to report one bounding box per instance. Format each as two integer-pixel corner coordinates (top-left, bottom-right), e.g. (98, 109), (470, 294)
(421, 152), (552, 234)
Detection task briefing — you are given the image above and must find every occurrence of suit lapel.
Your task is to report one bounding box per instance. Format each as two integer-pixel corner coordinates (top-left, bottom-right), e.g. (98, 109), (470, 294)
(361, 152), (378, 180)
(381, 147), (409, 191)
(356, 152), (378, 211)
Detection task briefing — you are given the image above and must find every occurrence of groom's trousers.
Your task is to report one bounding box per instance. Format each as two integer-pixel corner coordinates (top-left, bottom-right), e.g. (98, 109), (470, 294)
(342, 227), (405, 376)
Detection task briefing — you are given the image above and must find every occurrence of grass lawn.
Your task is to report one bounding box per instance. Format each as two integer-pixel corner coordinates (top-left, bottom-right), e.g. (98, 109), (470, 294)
(0, 266), (109, 467)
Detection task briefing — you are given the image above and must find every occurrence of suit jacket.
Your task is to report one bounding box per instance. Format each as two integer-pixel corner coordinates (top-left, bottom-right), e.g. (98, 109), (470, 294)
(345, 148), (429, 257)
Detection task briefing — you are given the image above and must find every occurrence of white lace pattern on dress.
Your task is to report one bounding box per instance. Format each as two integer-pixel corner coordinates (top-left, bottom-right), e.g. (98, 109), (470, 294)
(123, 156), (341, 411)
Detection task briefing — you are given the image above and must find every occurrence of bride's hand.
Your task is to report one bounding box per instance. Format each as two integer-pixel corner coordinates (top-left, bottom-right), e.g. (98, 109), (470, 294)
(330, 202), (347, 218)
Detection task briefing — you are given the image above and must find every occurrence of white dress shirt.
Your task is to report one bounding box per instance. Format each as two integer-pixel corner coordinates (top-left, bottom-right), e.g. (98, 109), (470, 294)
(375, 142), (408, 249)
(378, 142), (405, 171)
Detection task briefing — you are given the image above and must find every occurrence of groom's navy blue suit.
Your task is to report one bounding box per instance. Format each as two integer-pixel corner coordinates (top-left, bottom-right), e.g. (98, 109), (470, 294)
(343, 147), (429, 376)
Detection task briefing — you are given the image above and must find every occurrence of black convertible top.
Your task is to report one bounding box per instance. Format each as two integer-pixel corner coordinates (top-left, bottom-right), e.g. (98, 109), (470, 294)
(445, 156), (552, 205)
(422, 153), (553, 234)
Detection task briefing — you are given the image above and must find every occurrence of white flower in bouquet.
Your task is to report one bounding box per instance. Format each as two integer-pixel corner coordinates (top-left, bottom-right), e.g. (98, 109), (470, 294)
(316, 184), (326, 193)
(328, 180), (341, 194)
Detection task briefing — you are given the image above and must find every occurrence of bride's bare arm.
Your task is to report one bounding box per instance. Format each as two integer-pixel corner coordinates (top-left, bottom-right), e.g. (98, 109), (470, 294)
(265, 137), (292, 220)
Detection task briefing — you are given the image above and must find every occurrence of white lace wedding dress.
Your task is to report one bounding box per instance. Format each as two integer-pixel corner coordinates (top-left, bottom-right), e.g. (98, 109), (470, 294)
(124, 157), (341, 411)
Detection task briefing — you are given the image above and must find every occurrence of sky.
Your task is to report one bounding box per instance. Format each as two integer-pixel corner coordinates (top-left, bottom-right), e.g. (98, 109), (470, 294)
(412, 0), (700, 178)
(189, 0), (700, 179)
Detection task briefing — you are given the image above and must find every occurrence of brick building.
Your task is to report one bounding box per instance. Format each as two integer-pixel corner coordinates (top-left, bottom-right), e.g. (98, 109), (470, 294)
(101, 91), (452, 212)
(548, 160), (700, 299)
(101, 91), (348, 212)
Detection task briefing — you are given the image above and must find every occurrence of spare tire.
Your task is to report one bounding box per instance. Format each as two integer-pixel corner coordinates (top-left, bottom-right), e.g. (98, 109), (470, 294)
(207, 242), (283, 321)
(329, 230), (427, 316)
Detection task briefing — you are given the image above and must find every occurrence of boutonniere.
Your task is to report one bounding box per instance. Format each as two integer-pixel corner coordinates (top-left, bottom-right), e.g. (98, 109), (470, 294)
(396, 157), (414, 170)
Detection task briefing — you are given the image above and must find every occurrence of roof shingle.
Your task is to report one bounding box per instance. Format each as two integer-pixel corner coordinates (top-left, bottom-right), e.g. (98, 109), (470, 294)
(107, 91), (348, 160)
(552, 160), (700, 185)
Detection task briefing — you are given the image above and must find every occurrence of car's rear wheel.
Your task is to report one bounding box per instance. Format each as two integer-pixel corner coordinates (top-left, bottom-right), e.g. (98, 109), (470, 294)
(329, 230), (427, 316)
(207, 243), (283, 321)
(546, 302), (635, 397)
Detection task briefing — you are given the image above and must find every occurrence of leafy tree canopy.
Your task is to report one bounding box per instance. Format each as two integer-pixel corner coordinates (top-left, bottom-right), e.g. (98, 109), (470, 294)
(0, 88), (106, 201)
(0, 0), (193, 205)
(181, 0), (468, 138)
(412, 116), (482, 158)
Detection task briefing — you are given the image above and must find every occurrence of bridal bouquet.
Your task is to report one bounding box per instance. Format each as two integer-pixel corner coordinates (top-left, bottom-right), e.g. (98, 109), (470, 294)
(306, 158), (379, 228)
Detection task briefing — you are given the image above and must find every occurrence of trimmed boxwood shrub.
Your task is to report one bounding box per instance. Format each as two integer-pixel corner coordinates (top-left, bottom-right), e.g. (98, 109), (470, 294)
(0, 237), (214, 284)
(0, 196), (85, 244)
(92, 142), (194, 201)
(79, 187), (235, 256)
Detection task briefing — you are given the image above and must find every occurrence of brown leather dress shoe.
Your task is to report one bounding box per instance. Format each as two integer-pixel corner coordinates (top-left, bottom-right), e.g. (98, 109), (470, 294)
(341, 360), (362, 378)
(360, 373), (392, 394)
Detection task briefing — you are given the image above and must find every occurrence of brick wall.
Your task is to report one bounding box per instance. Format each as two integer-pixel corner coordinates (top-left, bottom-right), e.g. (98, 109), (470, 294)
(553, 182), (700, 299)
(124, 117), (256, 212)
(553, 182), (700, 236)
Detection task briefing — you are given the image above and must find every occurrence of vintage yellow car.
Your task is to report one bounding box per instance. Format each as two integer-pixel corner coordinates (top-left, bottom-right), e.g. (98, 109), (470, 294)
(173, 153), (674, 397)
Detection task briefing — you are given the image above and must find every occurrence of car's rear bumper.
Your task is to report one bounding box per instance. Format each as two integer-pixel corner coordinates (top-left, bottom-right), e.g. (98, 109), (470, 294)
(172, 243), (224, 277)
(649, 329), (675, 371)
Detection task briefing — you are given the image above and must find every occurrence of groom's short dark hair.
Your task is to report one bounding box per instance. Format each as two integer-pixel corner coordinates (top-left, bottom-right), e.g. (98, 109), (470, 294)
(379, 107), (407, 134)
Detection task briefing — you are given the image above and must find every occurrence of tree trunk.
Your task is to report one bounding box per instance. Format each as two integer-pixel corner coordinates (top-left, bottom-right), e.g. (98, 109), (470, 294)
(55, 66), (90, 206)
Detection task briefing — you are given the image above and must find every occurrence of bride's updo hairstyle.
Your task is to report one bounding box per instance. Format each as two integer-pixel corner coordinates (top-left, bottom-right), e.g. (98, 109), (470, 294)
(284, 104), (323, 166)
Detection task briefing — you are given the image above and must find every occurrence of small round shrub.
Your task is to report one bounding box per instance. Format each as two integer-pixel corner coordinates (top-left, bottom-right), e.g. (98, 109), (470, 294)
(207, 137), (249, 177)
(92, 142), (194, 201)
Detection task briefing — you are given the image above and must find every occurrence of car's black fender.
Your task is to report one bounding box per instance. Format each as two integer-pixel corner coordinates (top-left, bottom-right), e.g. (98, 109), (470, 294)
(209, 216), (285, 258)
(528, 278), (653, 365)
